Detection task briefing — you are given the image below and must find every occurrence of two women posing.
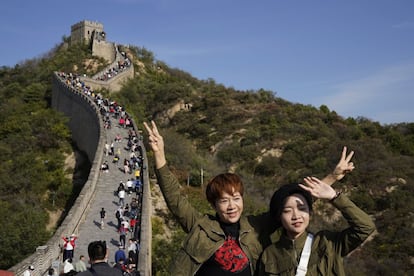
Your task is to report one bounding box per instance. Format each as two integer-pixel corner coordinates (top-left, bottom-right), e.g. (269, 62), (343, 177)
(144, 121), (375, 276)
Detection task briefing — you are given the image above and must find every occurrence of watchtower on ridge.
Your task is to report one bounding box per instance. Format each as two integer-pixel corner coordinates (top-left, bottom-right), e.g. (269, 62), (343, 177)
(70, 20), (106, 45)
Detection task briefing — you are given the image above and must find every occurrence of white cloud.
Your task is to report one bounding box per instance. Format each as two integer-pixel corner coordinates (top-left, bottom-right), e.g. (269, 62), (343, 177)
(104, 0), (147, 4)
(375, 109), (414, 124)
(320, 62), (414, 123)
(149, 43), (236, 60)
(392, 21), (414, 29)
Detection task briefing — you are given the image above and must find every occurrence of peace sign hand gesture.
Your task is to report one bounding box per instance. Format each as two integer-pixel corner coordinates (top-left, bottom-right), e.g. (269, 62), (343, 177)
(332, 146), (355, 181)
(321, 146), (355, 185)
(143, 121), (166, 169)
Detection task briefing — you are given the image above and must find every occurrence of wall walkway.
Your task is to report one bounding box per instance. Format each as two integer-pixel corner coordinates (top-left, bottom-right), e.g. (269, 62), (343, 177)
(8, 70), (151, 276)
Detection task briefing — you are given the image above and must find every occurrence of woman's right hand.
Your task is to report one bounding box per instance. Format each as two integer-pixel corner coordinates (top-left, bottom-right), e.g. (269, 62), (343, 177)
(332, 146), (355, 181)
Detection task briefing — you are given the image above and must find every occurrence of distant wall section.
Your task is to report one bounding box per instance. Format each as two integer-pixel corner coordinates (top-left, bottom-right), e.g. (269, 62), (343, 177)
(51, 76), (101, 161)
(92, 40), (115, 63)
(81, 64), (134, 92)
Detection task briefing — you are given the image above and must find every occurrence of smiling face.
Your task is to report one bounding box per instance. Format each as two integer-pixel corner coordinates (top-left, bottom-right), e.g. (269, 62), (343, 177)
(280, 193), (310, 239)
(206, 173), (244, 224)
(214, 190), (244, 224)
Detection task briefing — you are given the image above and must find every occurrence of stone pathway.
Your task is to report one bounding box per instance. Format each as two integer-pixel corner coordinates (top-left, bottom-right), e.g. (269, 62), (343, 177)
(70, 112), (140, 267)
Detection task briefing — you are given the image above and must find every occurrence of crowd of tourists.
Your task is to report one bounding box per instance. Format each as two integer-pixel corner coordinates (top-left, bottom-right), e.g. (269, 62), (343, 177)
(49, 72), (144, 276)
(95, 51), (132, 81)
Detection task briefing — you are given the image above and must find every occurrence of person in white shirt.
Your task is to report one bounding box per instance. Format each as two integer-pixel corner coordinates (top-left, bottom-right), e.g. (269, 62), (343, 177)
(126, 179), (134, 195)
(121, 218), (130, 231)
(63, 258), (74, 273)
(127, 238), (137, 252)
(118, 188), (125, 206)
(23, 265), (34, 276)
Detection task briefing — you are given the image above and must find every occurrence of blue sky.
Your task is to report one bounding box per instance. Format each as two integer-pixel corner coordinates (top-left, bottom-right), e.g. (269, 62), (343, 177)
(1, 0), (413, 124)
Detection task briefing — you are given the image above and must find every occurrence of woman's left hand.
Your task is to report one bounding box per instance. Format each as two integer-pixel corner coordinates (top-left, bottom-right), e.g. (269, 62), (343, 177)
(299, 177), (337, 200)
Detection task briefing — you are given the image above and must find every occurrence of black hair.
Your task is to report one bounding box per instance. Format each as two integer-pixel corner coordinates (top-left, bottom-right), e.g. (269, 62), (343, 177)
(269, 184), (313, 222)
(88, 240), (107, 261)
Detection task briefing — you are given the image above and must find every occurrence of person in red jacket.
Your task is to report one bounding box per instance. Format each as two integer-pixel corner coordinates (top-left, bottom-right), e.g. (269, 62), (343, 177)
(62, 234), (77, 262)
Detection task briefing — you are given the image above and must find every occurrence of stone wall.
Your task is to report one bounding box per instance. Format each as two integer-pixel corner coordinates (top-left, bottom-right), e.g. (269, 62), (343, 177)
(8, 75), (105, 276)
(80, 64), (134, 92)
(92, 40), (115, 63)
(51, 76), (102, 161)
(8, 73), (151, 275)
(83, 41), (134, 92)
(136, 142), (152, 276)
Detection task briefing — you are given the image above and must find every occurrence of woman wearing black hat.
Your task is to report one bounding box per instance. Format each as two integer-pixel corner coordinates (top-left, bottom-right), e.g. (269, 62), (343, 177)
(257, 175), (376, 275)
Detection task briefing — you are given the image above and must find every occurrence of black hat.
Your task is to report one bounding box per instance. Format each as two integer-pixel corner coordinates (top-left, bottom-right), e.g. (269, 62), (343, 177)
(269, 184), (313, 221)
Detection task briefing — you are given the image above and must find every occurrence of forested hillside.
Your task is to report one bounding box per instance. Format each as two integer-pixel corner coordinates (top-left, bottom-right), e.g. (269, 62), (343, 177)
(1, 39), (413, 274)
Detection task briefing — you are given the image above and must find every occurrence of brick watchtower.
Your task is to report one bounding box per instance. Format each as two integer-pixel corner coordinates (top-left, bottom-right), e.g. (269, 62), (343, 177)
(70, 20), (106, 45)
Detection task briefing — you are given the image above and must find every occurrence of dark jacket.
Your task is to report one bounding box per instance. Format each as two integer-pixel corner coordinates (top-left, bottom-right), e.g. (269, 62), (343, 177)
(256, 193), (376, 276)
(76, 262), (123, 276)
(156, 165), (276, 275)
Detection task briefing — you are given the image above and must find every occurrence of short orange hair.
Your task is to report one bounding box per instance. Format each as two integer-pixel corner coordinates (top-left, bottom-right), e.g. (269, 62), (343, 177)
(206, 173), (244, 206)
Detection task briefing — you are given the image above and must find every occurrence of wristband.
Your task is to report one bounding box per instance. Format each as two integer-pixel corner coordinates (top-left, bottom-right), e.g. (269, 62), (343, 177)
(330, 191), (341, 202)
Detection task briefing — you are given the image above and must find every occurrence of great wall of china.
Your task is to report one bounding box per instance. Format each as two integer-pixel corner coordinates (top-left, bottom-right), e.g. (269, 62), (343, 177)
(8, 20), (152, 276)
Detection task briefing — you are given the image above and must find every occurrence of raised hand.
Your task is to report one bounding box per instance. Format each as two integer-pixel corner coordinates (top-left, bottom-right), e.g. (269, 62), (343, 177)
(143, 121), (166, 168)
(321, 146), (355, 185)
(299, 177), (336, 200)
(332, 146), (355, 181)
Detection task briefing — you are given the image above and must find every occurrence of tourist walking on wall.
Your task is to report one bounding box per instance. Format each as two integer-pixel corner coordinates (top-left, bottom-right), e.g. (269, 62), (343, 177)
(46, 267), (55, 276)
(118, 186), (126, 206)
(118, 224), (128, 249)
(110, 140), (115, 155)
(104, 141), (110, 156)
(63, 258), (75, 274)
(100, 160), (109, 172)
(123, 158), (131, 174)
(115, 206), (123, 229)
(76, 240), (122, 276)
(100, 207), (106, 229)
(115, 245), (127, 264)
(74, 255), (87, 272)
(23, 265), (35, 276)
(126, 178), (134, 195)
(62, 234), (77, 262)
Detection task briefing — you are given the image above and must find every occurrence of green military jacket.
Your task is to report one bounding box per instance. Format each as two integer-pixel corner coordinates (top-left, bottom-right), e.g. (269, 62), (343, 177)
(256, 193), (376, 276)
(156, 165), (276, 276)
